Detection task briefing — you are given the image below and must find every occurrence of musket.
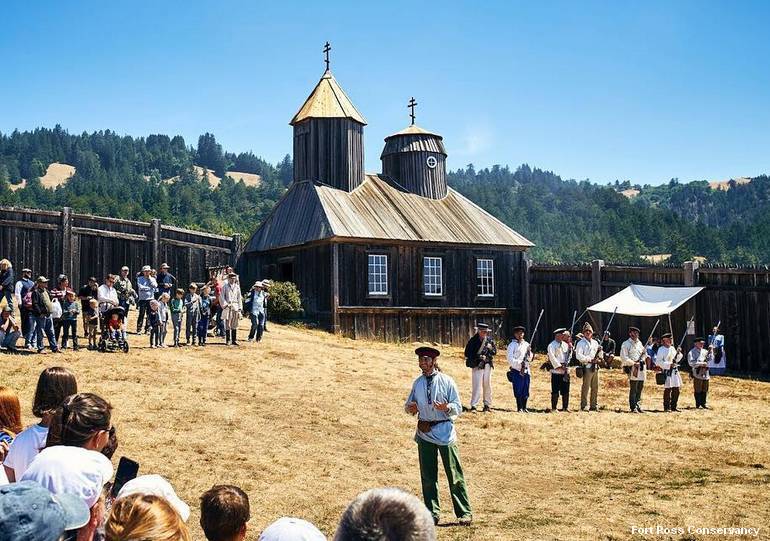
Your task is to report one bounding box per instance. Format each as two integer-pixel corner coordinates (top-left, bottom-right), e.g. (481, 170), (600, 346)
(523, 309), (544, 371)
(632, 319), (659, 378)
(478, 319), (504, 368)
(592, 307), (618, 370)
(669, 316), (694, 377)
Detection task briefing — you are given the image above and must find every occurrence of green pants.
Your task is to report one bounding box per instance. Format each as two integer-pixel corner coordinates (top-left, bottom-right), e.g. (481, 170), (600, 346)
(417, 438), (472, 520)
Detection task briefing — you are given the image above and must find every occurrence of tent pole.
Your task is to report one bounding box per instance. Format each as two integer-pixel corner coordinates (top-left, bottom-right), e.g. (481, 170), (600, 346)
(668, 313), (673, 335)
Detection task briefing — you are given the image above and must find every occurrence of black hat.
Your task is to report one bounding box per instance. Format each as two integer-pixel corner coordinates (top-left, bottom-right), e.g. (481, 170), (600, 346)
(476, 323), (490, 330)
(661, 332), (673, 339)
(512, 325), (525, 333)
(694, 337), (705, 343)
(415, 346), (440, 359)
(628, 326), (640, 333)
(553, 327), (567, 335)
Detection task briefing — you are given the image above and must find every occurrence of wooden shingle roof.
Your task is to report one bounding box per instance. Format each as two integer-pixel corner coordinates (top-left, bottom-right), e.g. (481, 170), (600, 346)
(244, 175), (533, 252)
(290, 70), (367, 125)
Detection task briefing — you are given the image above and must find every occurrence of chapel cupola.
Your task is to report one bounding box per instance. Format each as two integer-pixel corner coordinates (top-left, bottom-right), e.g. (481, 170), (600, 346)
(290, 42), (366, 191)
(381, 97), (447, 199)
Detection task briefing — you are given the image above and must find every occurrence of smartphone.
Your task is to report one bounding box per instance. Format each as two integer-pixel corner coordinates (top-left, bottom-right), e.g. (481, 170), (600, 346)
(111, 457), (139, 497)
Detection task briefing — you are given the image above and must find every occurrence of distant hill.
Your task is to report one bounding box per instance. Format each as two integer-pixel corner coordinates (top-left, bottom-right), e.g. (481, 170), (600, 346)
(2, 126), (768, 264)
(0, 127), (290, 236)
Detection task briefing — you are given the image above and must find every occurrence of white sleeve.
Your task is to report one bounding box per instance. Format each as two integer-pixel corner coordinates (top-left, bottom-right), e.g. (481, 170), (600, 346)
(620, 341), (634, 366)
(547, 342), (562, 367)
(13, 282), (22, 306)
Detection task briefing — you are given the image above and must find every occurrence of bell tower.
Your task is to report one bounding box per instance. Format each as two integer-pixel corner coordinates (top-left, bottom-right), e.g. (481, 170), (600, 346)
(381, 97), (447, 199)
(290, 42), (367, 191)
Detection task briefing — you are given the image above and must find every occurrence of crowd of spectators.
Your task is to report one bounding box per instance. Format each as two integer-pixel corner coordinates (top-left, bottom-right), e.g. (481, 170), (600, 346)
(0, 367), (439, 540)
(0, 260), (272, 353)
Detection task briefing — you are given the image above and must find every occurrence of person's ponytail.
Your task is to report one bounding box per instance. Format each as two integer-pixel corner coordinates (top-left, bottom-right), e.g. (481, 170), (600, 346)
(46, 393), (112, 448)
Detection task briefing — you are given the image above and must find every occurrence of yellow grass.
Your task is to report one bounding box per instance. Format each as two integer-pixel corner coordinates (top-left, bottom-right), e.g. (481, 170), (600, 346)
(168, 167), (261, 188)
(9, 162), (76, 191)
(2, 322), (768, 540)
(708, 177), (752, 191)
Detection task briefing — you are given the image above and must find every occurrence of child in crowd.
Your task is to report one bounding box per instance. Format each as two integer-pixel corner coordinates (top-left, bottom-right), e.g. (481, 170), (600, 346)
(108, 312), (125, 341)
(148, 299), (161, 348)
(170, 288), (184, 347)
(60, 289), (80, 350)
(3, 366), (78, 482)
(158, 293), (170, 347)
(184, 283), (201, 346)
(21, 392), (115, 541)
(86, 298), (99, 350)
(197, 285), (212, 346)
(200, 485), (251, 541)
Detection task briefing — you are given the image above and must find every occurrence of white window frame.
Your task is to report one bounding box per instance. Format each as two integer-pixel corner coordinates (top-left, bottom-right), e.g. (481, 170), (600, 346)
(423, 256), (443, 297)
(367, 254), (388, 296)
(476, 258), (495, 297)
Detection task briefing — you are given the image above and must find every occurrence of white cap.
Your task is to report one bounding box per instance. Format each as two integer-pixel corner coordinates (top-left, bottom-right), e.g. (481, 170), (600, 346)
(258, 517), (326, 541)
(116, 475), (190, 522)
(20, 446), (114, 508)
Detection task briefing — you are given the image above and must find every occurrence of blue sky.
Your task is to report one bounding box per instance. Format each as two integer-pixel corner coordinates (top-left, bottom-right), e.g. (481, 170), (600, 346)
(1, 1), (768, 185)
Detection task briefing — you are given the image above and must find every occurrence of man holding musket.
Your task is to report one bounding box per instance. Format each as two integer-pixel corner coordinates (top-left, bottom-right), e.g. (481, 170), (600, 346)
(620, 326), (648, 413)
(507, 325), (531, 413)
(655, 332), (683, 412)
(688, 337), (711, 409)
(547, 328), (571, 412)
(576, 322), (601, 411)
(405, 346), (472, 526)
(464, 323), (496, 413)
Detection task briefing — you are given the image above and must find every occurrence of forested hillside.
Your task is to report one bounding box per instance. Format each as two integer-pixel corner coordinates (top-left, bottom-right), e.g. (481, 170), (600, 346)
(0, 127), (289, 235)
(1, 126), (768, 264)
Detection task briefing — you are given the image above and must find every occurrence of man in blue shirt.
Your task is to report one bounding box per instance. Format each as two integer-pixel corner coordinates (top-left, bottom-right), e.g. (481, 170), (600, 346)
(405, 346), (472, 526)
(155, 263), (176, 300)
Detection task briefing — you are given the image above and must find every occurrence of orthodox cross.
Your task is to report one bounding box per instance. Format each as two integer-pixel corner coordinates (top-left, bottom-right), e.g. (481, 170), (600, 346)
(408, 97), (417, 125)
(324, 42), (331, 70)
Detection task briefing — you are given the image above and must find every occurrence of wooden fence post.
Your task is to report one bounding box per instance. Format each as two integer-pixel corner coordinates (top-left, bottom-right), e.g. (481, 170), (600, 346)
(591, 259), (605, 330)
(61, 207), (73, 280)
(683, 260), (699, 344)
(151, 219), (161, 270)
(231, 233), (242, 268)
(521, 254), (532, 333)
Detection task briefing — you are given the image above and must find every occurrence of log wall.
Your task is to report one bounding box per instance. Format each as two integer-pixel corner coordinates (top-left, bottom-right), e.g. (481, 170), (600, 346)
(0, 206), (240, 288)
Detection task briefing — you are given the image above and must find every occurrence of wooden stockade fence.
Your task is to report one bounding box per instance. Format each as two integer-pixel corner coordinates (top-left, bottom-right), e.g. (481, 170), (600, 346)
(524, 259), (770, 375)
(0, 206), (241, 289)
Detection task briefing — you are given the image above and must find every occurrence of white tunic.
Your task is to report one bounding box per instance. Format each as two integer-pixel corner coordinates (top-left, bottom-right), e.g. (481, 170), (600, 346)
(620, 338), (647, 382)
(507, 339), (530, 374)
(688, 347), (710, 380)
(575, 337), (600, 365)
(547, 339), (569, 374)
(655, 345), (683, 388)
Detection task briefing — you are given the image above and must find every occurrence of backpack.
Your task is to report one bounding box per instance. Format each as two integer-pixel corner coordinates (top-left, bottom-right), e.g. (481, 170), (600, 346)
(23, 289), (33, 309)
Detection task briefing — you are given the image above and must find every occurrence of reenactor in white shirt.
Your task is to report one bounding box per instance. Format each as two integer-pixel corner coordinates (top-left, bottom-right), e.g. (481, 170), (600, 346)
(688, 337), (711, 409)
(547, 328), (571, 412)
(654, 332), (683, 412)
(620, 326), (648, 413)
(507, 326), (531, 413)
(575, 323), (601, 411)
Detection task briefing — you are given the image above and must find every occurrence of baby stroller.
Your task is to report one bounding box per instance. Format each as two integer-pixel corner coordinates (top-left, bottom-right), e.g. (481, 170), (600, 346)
(98, 306), (130, 353)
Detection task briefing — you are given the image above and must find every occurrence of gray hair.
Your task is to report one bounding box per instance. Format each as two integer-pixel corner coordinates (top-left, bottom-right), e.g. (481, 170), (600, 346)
(334, 488), (436, 541)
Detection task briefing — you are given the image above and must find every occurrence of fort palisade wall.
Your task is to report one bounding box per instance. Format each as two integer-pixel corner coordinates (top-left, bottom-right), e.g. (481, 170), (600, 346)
(526, 260), (770, 375)
(0, 206), (241, 289)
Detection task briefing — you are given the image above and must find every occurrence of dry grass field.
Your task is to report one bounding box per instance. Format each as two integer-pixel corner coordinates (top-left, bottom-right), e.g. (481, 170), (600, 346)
(2, 321), (769, 540)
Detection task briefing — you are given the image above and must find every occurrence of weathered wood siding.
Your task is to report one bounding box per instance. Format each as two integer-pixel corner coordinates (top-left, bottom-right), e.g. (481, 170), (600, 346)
(293, 118), (364, 191)
(0, 206), (239, 289)
(381, 150), (447, 199)
(239, 243), (333, 322)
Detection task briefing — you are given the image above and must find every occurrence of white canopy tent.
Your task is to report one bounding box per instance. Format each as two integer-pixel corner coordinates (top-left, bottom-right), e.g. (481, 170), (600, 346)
(588, 284), (704, 317)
